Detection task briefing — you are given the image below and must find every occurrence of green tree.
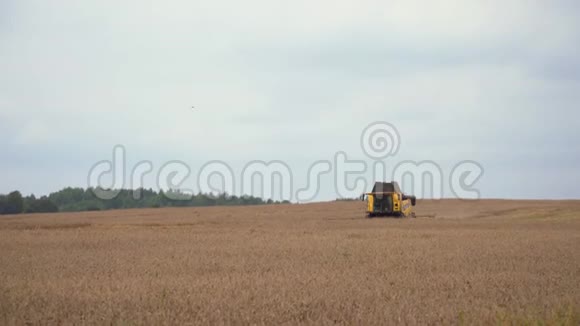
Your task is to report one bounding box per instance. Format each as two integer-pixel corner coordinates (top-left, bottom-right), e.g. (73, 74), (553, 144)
(1, 191), (24, 214)
(24, 196), (58, 213)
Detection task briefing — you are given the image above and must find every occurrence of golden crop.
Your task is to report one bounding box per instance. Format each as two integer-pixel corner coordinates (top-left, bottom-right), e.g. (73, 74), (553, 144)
(1, 200), (579, 325)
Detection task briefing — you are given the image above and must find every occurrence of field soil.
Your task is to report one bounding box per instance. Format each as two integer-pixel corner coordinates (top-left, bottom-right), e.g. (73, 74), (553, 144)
(1, 200), (579, 325)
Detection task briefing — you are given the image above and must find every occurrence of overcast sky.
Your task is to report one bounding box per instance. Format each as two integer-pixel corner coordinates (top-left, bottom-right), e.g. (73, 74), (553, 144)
(1, 0), (579, 200)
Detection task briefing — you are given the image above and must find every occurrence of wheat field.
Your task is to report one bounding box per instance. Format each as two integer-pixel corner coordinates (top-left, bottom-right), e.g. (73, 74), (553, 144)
(1, 200), (579, 325)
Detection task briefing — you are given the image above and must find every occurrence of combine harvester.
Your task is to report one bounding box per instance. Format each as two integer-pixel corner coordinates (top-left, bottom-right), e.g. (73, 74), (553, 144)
(362, 182), (417, 218)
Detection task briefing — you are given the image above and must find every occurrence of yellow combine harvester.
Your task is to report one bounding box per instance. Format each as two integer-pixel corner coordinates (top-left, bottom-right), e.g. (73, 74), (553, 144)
(363, 182), (417, 218)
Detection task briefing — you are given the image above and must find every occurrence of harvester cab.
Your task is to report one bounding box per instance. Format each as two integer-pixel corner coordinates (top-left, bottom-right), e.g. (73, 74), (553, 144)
(362, 182), (416, 218)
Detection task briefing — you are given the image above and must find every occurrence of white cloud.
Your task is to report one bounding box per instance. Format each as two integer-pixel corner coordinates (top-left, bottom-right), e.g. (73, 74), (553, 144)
(1, 0), (579, 198)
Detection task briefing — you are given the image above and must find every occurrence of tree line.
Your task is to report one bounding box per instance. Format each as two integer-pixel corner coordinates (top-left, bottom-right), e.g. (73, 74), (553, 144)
(0, 188), (289, 215)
